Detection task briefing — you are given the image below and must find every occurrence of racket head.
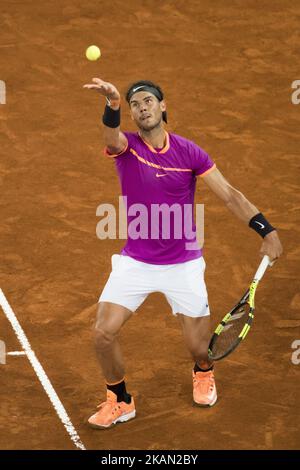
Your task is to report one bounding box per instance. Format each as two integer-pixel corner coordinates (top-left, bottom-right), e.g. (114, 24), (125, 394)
(208, 294), (254, 361)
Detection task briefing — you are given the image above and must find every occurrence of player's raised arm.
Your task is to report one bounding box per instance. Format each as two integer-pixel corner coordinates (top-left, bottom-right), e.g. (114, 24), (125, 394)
(202, 167), (283, 261)
(83, 78), (127, 155)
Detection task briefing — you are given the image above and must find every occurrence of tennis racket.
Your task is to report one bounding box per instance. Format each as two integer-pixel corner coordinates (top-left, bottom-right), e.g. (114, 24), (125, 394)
(208, 255), (274, 361)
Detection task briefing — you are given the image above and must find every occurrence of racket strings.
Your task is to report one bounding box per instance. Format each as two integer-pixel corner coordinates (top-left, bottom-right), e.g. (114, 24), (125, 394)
(210, 304), (250, 359)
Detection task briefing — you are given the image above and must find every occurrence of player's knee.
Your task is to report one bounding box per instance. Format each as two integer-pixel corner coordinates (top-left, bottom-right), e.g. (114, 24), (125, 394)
(94, 325), (115, 350)
(94, 310), (114, 348)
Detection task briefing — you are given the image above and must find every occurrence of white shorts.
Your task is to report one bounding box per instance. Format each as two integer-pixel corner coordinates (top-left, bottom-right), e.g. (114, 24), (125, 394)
(99, 254), (210, 318)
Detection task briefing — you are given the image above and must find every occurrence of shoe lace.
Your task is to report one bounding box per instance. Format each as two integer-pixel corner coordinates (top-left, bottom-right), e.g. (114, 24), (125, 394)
(97, 398), (122, 415)
(194, 372), (215, 394)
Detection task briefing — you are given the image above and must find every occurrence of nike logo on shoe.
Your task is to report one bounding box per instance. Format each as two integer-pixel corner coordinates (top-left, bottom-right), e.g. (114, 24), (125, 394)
(156, 173), (168, 177)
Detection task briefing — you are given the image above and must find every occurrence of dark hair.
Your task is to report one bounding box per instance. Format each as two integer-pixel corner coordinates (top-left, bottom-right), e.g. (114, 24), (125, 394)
(125, 80), (167, 123)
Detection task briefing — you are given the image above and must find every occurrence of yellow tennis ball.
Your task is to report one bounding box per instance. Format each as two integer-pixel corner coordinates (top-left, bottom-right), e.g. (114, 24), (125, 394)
(86, 45), (101, 61)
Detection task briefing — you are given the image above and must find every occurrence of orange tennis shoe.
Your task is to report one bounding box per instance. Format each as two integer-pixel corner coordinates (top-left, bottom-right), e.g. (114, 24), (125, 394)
(88, 390), (136, 429)
(192, 370), (217, 407)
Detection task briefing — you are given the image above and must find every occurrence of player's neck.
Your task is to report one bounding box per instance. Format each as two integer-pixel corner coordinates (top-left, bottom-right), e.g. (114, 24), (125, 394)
(138, 126), (166, 149)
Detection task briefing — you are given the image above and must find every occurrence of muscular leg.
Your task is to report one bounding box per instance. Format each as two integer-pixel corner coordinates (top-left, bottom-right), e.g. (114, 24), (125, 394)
(88, 301), (136, 427)
(177, 314), (213, 370)
(93, 301), (133, 383)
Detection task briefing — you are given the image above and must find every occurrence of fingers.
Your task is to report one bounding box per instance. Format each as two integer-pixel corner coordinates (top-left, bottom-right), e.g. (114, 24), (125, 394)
(260, 249), (278, 260)
(259, 248), (281, 264)
(92, 77), (105, 85)
(83, 77), (108, 90)
(82, 83), (110, 93)
(83, 84), (112, 95)
(83, 78), (120, 101)
(260, 232), (283, 264)
(83, 84), (99, 89)
(92, 78), (111, 92)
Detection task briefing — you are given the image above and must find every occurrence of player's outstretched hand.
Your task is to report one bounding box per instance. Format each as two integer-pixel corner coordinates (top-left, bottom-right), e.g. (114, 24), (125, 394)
(83, 78), (121, 104)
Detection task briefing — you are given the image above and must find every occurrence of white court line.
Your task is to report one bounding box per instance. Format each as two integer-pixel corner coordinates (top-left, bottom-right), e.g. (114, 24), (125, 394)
(0, 288), (86, 450)
(7, 351), (27, 356)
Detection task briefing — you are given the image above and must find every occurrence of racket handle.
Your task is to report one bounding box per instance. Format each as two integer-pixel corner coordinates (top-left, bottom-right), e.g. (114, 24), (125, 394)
(254, 255), (273, 281)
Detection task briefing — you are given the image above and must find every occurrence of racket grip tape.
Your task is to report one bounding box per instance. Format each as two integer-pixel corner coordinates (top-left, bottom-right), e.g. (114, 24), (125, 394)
(254, 255), (272, 281)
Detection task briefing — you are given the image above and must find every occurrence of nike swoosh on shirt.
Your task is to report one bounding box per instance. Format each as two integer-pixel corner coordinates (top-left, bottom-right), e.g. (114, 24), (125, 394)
(156, 173), (168, 177)
(254, 221), (265, 229)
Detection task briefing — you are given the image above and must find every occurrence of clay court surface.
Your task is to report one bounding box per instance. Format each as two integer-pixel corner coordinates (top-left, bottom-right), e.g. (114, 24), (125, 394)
(1, 0), (299, 450)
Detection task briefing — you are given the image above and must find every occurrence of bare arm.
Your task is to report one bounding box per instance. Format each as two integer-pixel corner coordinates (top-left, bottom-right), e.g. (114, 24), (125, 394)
(202, 167), (283, 260)
(202, 168), (259, 222)
(83, 78), (127, 154)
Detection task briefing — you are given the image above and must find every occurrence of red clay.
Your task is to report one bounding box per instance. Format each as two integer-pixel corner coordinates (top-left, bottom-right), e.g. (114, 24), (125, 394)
(0, 0), (299, 450)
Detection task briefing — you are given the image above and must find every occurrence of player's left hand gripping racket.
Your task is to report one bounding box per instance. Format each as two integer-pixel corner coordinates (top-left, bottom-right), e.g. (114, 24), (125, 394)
(208, 255), (274, 361)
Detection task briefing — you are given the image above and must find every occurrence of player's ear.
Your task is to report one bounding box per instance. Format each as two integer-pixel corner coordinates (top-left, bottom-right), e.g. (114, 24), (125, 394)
(160, 100), (166, 112)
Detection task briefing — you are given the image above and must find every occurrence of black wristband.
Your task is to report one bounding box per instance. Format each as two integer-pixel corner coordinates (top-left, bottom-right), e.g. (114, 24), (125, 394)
(249, 212), (276, 238)
(102, 104), (120, 128)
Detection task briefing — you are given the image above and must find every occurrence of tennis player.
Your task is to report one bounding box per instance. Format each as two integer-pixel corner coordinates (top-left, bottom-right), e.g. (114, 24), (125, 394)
(83, 78), (283, 429)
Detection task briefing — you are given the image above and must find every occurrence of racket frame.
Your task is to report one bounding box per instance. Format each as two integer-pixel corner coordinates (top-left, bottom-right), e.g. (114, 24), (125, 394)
(208, 256), (271, 361)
